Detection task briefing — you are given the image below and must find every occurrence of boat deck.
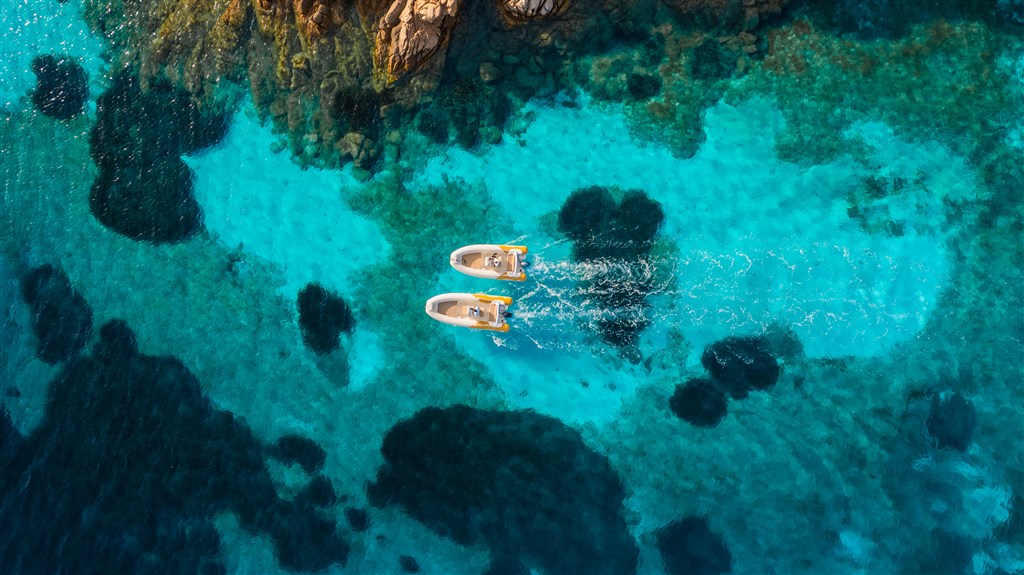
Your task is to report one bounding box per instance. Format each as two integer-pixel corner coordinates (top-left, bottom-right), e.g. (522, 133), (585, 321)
(436, 300), (501, 323)
(462, 251), (508, 274)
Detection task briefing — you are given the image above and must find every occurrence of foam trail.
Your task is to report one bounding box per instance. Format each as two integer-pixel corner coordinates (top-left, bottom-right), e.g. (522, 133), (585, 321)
(510, 239), (931, 355)
(506, 246), (679, 350)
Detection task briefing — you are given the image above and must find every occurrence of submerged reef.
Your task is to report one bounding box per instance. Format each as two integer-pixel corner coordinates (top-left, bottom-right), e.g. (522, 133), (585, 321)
(926, 391), (978, 452)
(700, 335), (780, 400)
(89, 72), (228, 243)
(297, 282), (355, 355)
(266, 433), (328, 473)
(368, 405), (639, 575)
(296, 474), (339, 508)
(483, 557), (530, 575)
(668, 335), (781, 427)
(557, 186), (664, 358)
(30, 55), (89, 120)
(0, 407), (20, 477)
(655, 516), (733, 575)
(19, 264), (93, 365)
(807, 0), (1024, 40)
(744, 15), (1023, 167)
(0, 319), (350, 573)
(670, 377), (729, 428)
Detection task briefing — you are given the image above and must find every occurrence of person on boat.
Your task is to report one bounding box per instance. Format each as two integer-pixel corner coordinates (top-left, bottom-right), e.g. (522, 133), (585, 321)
(487, 253), (500, 267)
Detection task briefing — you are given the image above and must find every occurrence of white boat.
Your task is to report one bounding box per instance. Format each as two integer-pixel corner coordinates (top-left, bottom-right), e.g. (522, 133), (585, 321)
(449, 244), (528, 282)
(425, 293), (513, 332)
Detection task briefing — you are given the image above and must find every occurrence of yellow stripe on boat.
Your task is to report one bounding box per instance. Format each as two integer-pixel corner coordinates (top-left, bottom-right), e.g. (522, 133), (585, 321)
(474, 293), (513, 305)
(498, 245), (528, 255)
(471, 323), (511, 332)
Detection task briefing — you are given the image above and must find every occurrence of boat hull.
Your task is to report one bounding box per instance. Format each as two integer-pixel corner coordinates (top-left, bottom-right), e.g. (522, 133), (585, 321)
(449, 244), (528, 282)
(425, 292), (513, 332)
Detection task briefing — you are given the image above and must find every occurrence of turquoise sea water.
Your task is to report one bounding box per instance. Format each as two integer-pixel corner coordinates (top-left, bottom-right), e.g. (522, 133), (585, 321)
(2, 2), (1023, 575)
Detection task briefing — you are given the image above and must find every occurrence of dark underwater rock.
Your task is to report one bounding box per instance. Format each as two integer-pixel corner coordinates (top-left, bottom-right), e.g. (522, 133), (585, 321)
(824, 0), (912, 40)
(344, 506), (370, 532)
(691, 39), (733, 81)
(416, 106), (451, 144)
(917, 530), (973, 575)
(557, 186), (616, 245)
(656, 516), (732, 575)
(701, 335), (780, 400)
(297, 475), (338, 508)
(437, 78), (512, 149)
(31, 55), (88, 120)
(926, 392), (977, 452)
(557, 186), (664, 356)
(333, 87), (385, 141)
(609, 189), (664, 258)
(94, 319), (138, 364)
(627, 73), (662, 100)
(596, 316), (647, 363)
(19, 264), (92, 364)
(0, 407), (21, 478)
(809, 0), (1024, 39)
(20, 263), (71, 306)
(415, 77), (512, 149)
(297, 283), (354, 355)
(368, 405), (639, 575)
(268, 433), (327, 473)
(399, 554), (421, 573)
(483, 556), (530, 575)
(670, 378), (729, 428)
(88, 72), (227, 243)
(90, 157), (204, 243)
(557, 186), (664, 259)
(0, 320), (349, 574)
(996, 0), (1024, 27)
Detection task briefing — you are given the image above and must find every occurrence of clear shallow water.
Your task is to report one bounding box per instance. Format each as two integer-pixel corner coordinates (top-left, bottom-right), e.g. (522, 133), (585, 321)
(2, 2), (1022, 575)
